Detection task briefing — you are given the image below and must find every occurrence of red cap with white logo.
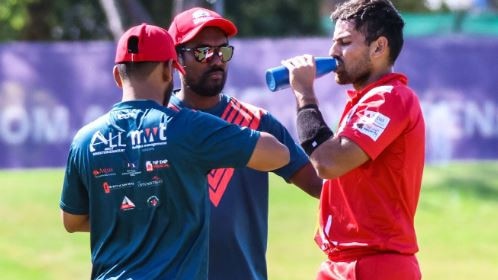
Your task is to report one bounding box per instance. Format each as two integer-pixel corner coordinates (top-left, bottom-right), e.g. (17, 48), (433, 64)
(168, 7), (238, 45)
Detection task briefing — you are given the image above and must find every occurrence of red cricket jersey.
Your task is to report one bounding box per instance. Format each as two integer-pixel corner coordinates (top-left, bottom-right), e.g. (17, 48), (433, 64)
(315, 73), (425, 261)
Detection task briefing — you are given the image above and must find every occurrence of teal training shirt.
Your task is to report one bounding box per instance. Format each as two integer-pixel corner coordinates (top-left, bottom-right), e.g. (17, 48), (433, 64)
(60, 100), (260, 280)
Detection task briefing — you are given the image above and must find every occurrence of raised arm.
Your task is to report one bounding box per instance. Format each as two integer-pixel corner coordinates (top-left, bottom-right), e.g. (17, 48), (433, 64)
(281, 55), (369, 180)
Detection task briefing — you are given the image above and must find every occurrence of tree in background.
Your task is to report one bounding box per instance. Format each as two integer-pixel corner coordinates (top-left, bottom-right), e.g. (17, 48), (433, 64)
(0, 0), (110, 41)
(0, 0), (36, 41)
(0, 0), (496, 41)
(0, 0), (321, 41)
(225, 0), (321, 37)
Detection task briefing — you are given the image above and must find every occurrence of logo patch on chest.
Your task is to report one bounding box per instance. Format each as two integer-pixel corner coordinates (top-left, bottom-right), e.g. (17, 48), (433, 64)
(120, 196), (136, 211)
(208, 168), (235, 207)
(353, 110), (390, 141)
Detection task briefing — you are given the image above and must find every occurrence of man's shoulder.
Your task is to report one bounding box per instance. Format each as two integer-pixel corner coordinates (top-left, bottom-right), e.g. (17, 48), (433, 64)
(218, 95), (269, 129)
(73, 114), (108, 141)
(226, 95), (267, 114)
(378, 73), (414, 95)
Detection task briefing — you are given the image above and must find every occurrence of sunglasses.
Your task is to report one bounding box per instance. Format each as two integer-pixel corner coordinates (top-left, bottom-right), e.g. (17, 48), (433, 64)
(180, 45), (234, 63)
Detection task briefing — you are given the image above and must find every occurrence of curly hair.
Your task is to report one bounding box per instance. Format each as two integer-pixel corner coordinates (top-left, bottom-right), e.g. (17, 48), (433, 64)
(331, 0), (404, 64)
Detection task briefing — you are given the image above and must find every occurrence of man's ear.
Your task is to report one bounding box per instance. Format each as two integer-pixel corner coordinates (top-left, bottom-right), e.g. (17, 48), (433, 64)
(370, 36), (388, 58)
(113, 65), (123, 88)
(177, 54), (184, 67)
(162, 61), (173, 83)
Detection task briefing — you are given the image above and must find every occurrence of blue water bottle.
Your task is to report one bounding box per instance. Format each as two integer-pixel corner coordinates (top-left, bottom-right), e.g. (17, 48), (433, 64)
(265, 57), (337, 92)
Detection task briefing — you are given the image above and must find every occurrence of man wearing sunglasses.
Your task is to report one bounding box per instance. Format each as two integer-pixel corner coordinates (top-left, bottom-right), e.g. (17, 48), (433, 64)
(167, 7), (323, 280)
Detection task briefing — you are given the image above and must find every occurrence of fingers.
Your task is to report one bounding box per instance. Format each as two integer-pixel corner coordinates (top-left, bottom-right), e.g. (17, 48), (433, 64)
(281, 54), (315, 70)
(280, 59), (293, 71)
(279, 54), (317, 96)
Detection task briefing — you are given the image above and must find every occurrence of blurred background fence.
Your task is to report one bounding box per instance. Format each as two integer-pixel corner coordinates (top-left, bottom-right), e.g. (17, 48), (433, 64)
(1, 35), (497, 168)
(1, 0), (498, 169)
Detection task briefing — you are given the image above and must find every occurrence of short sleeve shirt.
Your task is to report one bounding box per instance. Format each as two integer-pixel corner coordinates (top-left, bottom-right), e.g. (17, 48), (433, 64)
(60, 100), (260, 279)
(315, 73), (426, 261)
(170, 94), (309, 280)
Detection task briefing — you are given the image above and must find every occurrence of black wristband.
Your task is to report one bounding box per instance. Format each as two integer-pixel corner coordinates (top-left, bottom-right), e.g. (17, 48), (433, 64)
(296, 104), (334, 156)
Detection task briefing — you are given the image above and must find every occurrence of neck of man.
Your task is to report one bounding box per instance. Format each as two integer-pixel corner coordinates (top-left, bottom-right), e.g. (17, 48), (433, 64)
(122, 84), (163, 105)
(353, 66), (393, 91)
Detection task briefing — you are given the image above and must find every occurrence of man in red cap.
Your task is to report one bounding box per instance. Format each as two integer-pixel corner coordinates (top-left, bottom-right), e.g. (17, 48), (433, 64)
(168, 7), (323, 280)
(60, 23), (290, 279)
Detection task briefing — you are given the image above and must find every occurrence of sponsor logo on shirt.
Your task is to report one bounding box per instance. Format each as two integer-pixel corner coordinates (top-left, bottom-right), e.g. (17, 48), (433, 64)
(137, 176), (163, 188)
(147, 196), (160, 207)
(122, 161), (142, 177)
(145, 159), (170, 171)
(89, 124), (168, 155)
(92, 167), (115, 178)
(115, 109), (140, 120)
(130, 124), (168, 150)
(102, 182), (110, 193)
(353, 110), (390, 141)
(89, 131), (126, 155)
(339, 85), (393, 135)
(102, 181), (135, 194)
(120, 196), (135, 211)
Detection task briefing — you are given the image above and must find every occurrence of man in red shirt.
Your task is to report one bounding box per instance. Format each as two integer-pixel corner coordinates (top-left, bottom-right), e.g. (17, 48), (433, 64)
(281, 0), (425, 279)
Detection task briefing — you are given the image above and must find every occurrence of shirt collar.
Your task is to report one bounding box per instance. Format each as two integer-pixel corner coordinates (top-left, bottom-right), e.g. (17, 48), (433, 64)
(346, 73), (407, 103)
(170, 90), (230, 115)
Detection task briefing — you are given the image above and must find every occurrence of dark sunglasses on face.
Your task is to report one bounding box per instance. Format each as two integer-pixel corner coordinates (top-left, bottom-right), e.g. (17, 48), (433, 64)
(180, 45), (234, 63)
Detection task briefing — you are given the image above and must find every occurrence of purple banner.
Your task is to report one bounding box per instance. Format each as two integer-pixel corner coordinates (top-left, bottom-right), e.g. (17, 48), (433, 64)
(1, 37), (497, 168)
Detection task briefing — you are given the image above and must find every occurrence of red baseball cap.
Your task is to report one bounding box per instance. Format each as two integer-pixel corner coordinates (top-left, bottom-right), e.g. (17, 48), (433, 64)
(115, 23), (185, 74)
(168, 7), (238, 45)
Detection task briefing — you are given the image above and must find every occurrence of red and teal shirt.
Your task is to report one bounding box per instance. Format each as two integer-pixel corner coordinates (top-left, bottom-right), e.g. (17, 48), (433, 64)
(170, 93), (310, 280)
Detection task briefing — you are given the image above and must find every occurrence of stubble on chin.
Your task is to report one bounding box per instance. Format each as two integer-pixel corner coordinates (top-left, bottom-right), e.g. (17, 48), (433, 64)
(334, 72), (350, 85)
(191, 72), (226, 97)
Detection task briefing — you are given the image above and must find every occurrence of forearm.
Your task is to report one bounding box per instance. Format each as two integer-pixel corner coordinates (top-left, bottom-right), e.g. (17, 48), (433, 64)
(294, 88), (319, 109)
(296, 104), (334, 156)
(289, 163), (323, 199)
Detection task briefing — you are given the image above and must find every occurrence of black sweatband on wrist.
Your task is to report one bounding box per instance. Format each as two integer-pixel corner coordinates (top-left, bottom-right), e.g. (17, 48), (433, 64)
(296, 104), (334, 156)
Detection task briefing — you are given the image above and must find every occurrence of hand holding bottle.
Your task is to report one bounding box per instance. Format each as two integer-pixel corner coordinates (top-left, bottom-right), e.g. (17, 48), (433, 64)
(265, 57), (337, 92)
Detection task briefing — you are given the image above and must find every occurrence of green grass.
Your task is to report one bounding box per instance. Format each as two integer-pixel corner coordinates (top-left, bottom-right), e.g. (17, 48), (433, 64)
(0, 169), (90, 279)
(414, 163), (498, 279)
(1, 162), (497, 279)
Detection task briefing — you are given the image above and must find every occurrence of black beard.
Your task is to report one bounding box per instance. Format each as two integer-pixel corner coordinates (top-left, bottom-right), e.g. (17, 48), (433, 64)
(336, 68), (371, 86)
(335, 56), (372, 86)
(185, 68), (227, 97)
